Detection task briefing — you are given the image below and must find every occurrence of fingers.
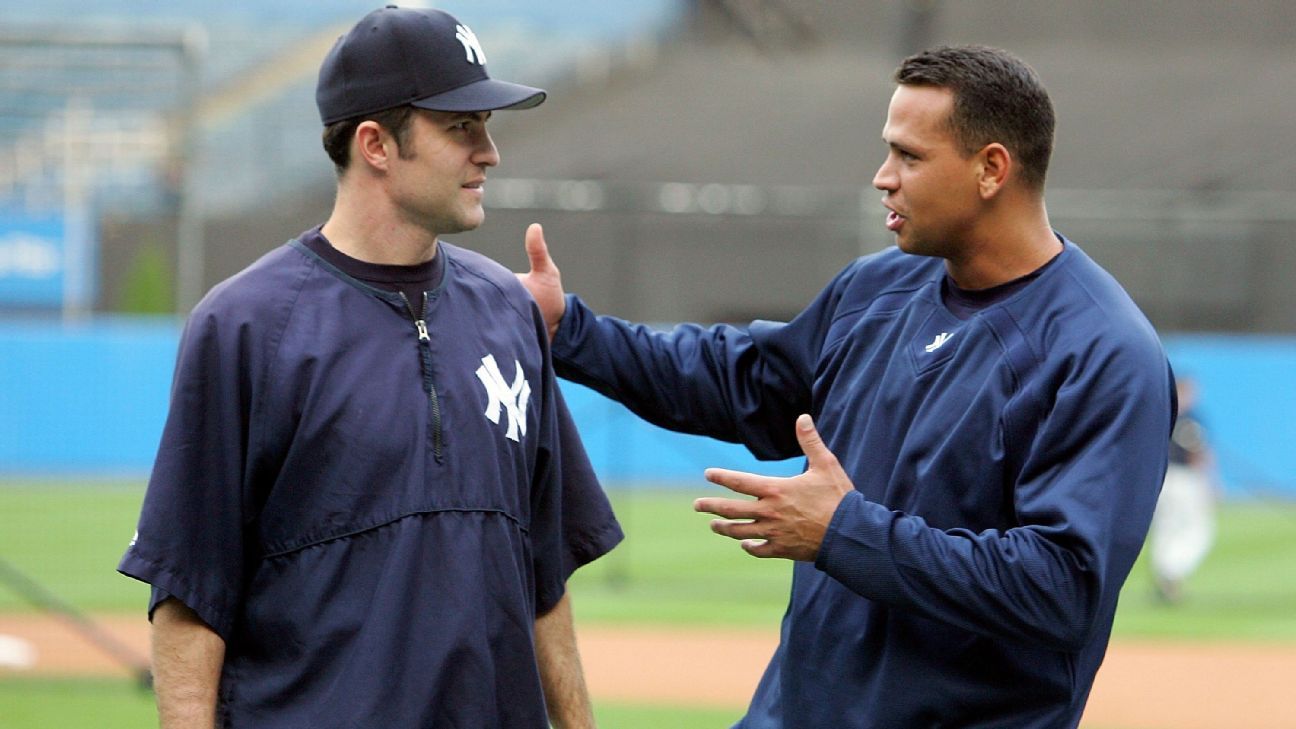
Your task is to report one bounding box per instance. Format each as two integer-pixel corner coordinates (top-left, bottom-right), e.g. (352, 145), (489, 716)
(708, 518), (764, 541)
(694, 496), (759, 520)
(698, 495), (783, 557)
(697, 496), (775, 550)
(704, 467), (770, 498)
(524, 223), (555, 274)
(794, 414), (839, 471)
(703, 522), (785, 559)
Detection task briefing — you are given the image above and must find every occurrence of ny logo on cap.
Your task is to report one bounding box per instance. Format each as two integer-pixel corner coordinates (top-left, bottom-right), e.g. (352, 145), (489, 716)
(455, 24), (487, 65)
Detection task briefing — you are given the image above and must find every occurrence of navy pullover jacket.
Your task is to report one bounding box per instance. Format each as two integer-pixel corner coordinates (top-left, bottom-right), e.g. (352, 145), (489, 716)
(551, 239), (1174, 728)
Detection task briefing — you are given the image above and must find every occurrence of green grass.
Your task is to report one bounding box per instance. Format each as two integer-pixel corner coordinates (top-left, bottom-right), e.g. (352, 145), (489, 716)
(567, 487), (791, 627)
(0, 678), (155, 728)
(0, 678), (743, 729)
(0, 480), (794, 622)
(2, 481), (1295, 729)
(0, 681), (1123, 729)
(3, 482), (1295, 636)
(1114, 501), (1296, 642)
(0, 480), (150, 612)
(594, 702), (743, 728)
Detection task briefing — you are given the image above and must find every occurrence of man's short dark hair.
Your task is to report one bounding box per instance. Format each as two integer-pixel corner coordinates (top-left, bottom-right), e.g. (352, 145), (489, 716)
(895, 46), (1055, 190)
(321, 105), (418, 174)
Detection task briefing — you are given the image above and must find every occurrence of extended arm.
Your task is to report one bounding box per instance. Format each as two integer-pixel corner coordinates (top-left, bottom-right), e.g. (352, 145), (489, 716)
(534, 592), (596, 729)
(152, 598), (225, 729)
(518, 223), (833, 459)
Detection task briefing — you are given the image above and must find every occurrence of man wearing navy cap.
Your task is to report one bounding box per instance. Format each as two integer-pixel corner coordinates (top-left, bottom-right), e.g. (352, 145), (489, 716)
(119, 6), (622, 728)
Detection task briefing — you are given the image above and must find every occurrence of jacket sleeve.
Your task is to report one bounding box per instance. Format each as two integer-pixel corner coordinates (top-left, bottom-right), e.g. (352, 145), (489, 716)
(527, 301), (624, 616)
(117, 304), (258, 641)
(549, 263), (858, 461)
(814, 339), (1175, 651)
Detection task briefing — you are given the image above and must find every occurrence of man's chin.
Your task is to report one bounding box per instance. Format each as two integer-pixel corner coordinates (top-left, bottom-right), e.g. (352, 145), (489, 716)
(440, 212), (485, 236)
(895, 235), (921, 255)
(895, 234), (943, 259)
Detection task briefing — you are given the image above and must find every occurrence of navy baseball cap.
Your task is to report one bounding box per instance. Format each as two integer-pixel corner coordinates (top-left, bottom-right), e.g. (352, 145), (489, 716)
(316, 5), (546, 125)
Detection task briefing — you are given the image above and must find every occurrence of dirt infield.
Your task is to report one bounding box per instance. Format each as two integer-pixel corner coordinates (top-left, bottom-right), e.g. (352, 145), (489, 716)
(2, 614), (1294, 729)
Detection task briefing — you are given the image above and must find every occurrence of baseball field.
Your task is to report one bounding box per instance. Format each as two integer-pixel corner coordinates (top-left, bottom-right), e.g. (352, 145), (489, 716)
(2, 481), (1294, 728)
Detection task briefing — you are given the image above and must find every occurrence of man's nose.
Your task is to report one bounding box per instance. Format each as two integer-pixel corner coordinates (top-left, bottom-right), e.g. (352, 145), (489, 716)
(475, 132), (500, 167)
(872, 156), (896, 191)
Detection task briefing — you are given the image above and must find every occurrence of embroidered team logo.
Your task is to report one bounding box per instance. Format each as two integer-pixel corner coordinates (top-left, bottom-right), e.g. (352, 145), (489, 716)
(475, 354), (530, 442)
(455, 24), (487, 65)
(924, 332), (953, 353)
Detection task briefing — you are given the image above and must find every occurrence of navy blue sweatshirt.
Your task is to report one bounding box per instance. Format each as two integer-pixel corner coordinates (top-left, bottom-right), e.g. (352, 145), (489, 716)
(552, 239), (1174, 728)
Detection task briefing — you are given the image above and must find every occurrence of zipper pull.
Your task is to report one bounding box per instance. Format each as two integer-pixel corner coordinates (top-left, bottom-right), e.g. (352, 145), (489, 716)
(415, 320), (430, 342)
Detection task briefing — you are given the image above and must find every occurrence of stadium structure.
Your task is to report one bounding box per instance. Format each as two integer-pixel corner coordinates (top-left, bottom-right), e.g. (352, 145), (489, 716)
(1, 0), (1293, 333)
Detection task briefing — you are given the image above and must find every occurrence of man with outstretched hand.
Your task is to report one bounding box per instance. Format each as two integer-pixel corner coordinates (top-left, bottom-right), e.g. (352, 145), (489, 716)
(519, 45), (1174, 728)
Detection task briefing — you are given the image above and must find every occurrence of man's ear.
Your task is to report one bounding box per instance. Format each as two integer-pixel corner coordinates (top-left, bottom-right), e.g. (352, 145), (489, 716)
(354, 121), (392, 172)
(977, 143), (1011, 199)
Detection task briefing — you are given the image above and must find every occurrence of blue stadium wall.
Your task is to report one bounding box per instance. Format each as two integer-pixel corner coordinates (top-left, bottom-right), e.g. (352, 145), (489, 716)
(1, 318), (1292, 497)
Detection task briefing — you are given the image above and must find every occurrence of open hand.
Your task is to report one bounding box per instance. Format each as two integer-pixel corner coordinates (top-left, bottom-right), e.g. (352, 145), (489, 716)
(695, 414), (854, 561)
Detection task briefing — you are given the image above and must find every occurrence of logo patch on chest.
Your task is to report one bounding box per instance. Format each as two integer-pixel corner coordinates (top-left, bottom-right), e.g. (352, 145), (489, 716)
(475, 354), (531, 442)
(907, 306), (965, 375)
(924, 332), (953, 352)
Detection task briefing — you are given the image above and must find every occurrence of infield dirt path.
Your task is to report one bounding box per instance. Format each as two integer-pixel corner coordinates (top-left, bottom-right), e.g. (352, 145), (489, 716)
(2, 614), (1294, 729)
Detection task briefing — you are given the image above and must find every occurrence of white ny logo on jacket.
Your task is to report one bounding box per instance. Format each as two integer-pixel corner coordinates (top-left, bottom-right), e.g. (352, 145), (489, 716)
(475, 354), (530, 442)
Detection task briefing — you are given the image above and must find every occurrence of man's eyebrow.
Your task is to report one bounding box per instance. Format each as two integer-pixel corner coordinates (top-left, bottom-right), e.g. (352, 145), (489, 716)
(433, 110), (491, 124)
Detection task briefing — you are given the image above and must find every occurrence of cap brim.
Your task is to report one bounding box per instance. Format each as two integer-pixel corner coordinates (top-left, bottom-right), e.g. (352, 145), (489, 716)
(411, 78), (546, 112)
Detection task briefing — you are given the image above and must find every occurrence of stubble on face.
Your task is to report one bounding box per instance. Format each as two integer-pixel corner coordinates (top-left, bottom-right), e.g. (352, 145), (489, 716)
(389, 111), (493, 237)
